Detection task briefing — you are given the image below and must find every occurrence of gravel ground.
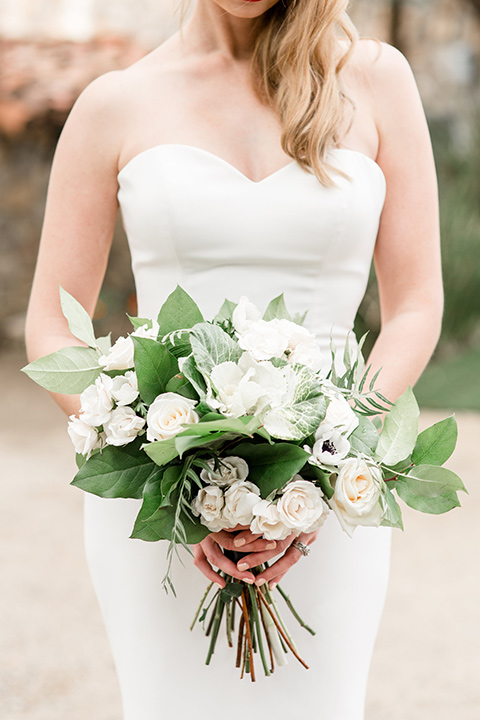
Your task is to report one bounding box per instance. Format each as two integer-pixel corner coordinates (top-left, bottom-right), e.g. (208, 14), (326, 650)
(1, 350), (479, 720)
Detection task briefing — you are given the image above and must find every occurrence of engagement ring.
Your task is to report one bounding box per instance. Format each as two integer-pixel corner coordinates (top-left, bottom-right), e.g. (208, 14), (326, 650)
(292, 541), (311, 557)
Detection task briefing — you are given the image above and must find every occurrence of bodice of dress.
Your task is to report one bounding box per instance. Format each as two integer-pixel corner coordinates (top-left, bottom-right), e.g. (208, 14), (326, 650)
(116, 144), (386, 355)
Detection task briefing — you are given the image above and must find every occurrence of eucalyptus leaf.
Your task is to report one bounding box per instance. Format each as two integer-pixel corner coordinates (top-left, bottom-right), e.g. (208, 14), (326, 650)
(21, 346), (102, 394)
(396, 480), (460, 514)
(404, 464), (466, 495)
(233, 442), (310, 498)
(349, 414), (379, 455)
(262, 294), (291, 321)
(376, 386), (419, 466)
(157, 286), (204, 336)
(71, 441), (161, 498)
(411, 415), (458, 466)
(59, 285), (97, 349)
(133, 336), (178, 404)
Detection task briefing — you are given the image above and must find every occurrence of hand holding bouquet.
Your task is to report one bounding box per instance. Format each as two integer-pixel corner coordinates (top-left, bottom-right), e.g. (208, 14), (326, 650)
(22, 286), (466, 679)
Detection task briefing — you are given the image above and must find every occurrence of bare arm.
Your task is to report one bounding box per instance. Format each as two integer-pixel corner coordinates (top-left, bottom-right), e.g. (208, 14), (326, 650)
(25, 71), (126, 417)
(364, 43), (443, 401)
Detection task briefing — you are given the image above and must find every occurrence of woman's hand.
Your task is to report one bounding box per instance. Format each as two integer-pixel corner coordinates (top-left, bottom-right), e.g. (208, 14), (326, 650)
(192, 526), (319, 589)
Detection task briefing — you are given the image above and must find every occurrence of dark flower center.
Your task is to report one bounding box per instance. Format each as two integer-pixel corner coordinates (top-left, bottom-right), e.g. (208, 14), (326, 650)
(322, 439), (337, 454)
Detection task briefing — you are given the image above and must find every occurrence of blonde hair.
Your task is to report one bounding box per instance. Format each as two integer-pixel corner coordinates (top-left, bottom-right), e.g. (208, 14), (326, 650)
(177, 0), (358, 187)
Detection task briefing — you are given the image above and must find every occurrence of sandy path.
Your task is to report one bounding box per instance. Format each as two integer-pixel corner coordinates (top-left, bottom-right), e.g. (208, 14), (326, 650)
(1, 351), (479, 720)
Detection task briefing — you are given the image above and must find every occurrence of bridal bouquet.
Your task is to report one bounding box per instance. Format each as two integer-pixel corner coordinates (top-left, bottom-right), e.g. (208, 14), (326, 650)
(22, 286), (466, 680)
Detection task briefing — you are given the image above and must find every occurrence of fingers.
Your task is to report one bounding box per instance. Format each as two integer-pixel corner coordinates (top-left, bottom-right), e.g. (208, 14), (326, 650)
(196, 536), (256, 584)
(235, 533), (296, 572)
(254, 531), (319, 588)
(210, 529), (277, 554)
(192, 544), (225, 587)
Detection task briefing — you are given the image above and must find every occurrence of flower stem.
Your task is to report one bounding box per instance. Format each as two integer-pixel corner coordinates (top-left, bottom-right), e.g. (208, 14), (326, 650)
(190, 581), (214, 631)
(241, 590), (256, 681)
(206, 595), (225, 665)
(275, 584), (316, 636)
(258, 590), (309, 670)
(248, 586), (270, 676)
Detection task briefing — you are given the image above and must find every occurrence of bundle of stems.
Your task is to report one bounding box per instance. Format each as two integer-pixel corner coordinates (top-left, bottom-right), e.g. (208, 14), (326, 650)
(190, 555), (315, 680)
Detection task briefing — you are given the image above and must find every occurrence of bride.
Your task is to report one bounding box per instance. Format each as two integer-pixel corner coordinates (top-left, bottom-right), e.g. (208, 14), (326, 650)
(25, 0), (443, 717)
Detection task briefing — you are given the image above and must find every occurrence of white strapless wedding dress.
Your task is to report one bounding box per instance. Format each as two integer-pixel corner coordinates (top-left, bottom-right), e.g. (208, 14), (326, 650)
(84, 144), (392, 720)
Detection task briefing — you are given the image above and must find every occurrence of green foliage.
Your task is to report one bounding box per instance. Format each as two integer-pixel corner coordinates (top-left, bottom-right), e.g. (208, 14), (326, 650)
(262, 294), (291, 321)
(21, 346), (102, 394)
(157, 285), (204, 337)
(349, 415), (379, 455)
(214, 298), (237, 323)
(412, 415), (458, 466)
(376, 387), (419, 466)
(394, 464), (466, 515)
(232, 442), (310, 498)
(59, 285), (97, 349)
(132, 336), (178, 404)
(380, 484), (404, 530)
(71, 440), (162, 498)
(190, 322), (243, 375)
(127, 315), (153, 331)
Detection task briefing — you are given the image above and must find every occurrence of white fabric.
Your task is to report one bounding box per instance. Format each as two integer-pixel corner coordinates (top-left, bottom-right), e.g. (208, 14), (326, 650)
(84, 143), (392, 719)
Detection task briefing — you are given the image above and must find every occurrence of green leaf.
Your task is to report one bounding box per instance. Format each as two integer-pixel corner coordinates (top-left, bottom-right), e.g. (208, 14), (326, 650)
(143, 438), (179, 467)
(131, 486), (209, 544)
(160, 465), (183, 506)
(262, 294), (291, 321)
(21, 346), (101, 394)
(157, 286), (204, 337)
(190, 323), (242, 375)
(233, 442), (310, 498)
(302, 463), (334, 499)
(95, 333), (112, 355)
(164, 374), (198, 400)
(178, 415), (262, 437)
(262, 364), (326, 441)
(127, 315), (153, 331)
(404, 464), (466, 495)
(411, 415), (458, 466)
(219, 582), (244, 603)
(59, 285), (97, 348)
(71, 441), (162, 498)
(133, 336), (178, 404)
(129, 474), (165, 541)
(181, 355), (207, 399)
(380, 484), (404, 530)
(214, 299), (237, 323)
(376, 386), (419, 466)
(349, 414), (379, 455)
(396, 481), (460, 514)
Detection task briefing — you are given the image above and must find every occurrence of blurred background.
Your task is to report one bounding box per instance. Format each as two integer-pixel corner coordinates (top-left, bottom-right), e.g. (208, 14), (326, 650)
(0, 1), (479, 719)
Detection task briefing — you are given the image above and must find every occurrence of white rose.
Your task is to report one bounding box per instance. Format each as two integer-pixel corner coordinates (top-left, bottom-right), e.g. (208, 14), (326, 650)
(251, 500), (292, 541)
(223, 480), (261, 527)
(232, 296), (261, 334)
(330, 457), (383, 537)
(210, 361), (264, 417)
(192, 485), (226, 532)
(307, 422), (350, 467)
(104, 406), (145, 446)
(200, 456), (249, 487)
(80, 374), (114, 426)
(324, 395), (359, 437)
(287, 340), (324, 373)
(237, 319), (289, 361)
(98, 335), (134, 371)
(67, 415), (102, 456)
(111, 371), (139, 406)
(132, 321), (159, 340)
(238, 353), (290, 412)
(277, 476), (329, 532)
(146, 392), (199, 441)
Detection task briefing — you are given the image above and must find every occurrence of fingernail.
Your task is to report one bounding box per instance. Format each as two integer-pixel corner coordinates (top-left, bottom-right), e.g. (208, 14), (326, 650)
(237, 562), (248, 571)
(215, 582), (224, 588)
(256, 578), (266, 586)
(244, 578), (254, 585)
(266, 542), (276, 550)
(234, 537), (246, 547)
(270, 582), (277, 590)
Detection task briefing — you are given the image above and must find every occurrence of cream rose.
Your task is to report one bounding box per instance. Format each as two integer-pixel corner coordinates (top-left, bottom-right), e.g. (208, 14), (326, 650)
(223, 480), (261, 527)
(277, 476), (329, 532)
(110, 371), (139, 406)
(67, 415), (101, 456)
(132, 321), (160, 340)
(146, 392), (199, 442)
(98, 335), (135, 371)
(210, 360), (264, 417)
(251, 500), (292, 541)
(200, 456), (249, 487)
(192, 485), (226, 532)
(104, 406), (145, 446)
(331, 457), (383, 536)
(80, 374), (114, 426)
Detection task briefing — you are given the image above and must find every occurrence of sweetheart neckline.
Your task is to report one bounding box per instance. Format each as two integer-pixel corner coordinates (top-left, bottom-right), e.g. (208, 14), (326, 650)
(116, 143), (386, 186)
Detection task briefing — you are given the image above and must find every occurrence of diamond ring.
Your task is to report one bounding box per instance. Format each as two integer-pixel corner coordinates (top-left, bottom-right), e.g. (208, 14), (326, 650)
(291, 541), (311, 557)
